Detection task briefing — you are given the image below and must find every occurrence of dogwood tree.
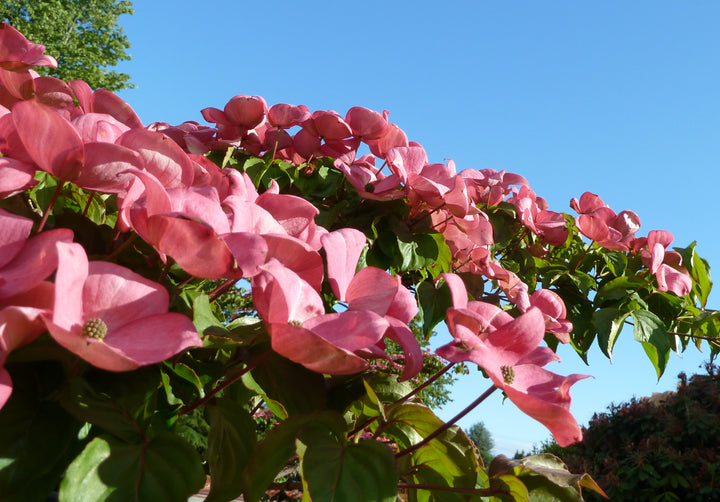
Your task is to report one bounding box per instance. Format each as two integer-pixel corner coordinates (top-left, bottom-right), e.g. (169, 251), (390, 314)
(0, 22), (715, 501)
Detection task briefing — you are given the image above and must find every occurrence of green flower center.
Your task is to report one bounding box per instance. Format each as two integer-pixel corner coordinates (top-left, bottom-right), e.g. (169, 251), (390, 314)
(288, 320), (303, 327)
(82, 318), (108, 340)
(501, 365), (515, 385)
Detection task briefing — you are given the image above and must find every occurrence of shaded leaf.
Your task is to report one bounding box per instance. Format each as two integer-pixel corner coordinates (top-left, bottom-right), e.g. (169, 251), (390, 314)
(298, 434), (398, 502)
(205, 398), (258, 502)
(60, 368), (160, 443)
(0, 366), (84, 502)
(248, 350), (327, 417)
(241, 411), (346, 502)
(59, 432), (205, 502)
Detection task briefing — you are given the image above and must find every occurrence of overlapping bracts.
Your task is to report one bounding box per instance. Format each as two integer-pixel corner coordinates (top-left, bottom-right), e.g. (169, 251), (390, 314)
(0, 21), (693, 447)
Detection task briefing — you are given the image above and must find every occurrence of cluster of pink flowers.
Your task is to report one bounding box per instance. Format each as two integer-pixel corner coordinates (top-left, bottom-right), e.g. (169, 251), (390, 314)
(0, 23), (422, 409)
(0, 22), (693, 446)
(570, 192), (691, 295)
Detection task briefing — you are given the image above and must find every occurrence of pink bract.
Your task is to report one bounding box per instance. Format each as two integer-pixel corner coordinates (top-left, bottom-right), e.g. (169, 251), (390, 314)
(0, 22), (57, 71)
(252, 259), (389, 375)
(436, 306), (589, 447)
(44, 242), (202, 372)
(0, 209), (72, 299)
(0, 282), (55, 409)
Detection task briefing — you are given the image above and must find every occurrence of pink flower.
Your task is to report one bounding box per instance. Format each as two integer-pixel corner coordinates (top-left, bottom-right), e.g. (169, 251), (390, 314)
(43, 242), (202, 371)
(345, 107), (389, 140)
(267, 103), (311, 129)
(527, 289), (572, 343)
(641, 230), (692, 296)
(437, 304), (588, 447)
(570, 192), (640, 250)
(0, 22), (57, 71)
(68, 80), (143, 129)
(11, 99), (144, 192)
(365, 123), (409, 158)
(322, 229), (422, 380)
(0, 209), (72, 300)
(0, 282), (55, 409)
(332, 152), (405, 201)
(461, 168), (529, 206)
(436, 273), (588, 446)
(252, 259), (389, 375)
(0, 156), (37, 198)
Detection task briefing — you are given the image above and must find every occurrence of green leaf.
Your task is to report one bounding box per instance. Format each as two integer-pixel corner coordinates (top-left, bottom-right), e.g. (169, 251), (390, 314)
(675, 241), (713, 307)
(248, 350), (327, 417)
(292, 162), (344, 197)
(0, 374), (84, 502)
(343, 373), (415, 428)
(59, 433), (205, 502)
(595, 276), (647, 306)
(690, 245), (712, 307)
(631, 310), (672, 379)
(241, 411), (346, 502)
(647, 291), (686, 321)
(489, 454), (606, 501)
(417, 279), (453, 337)
(487, 474), (530, 502)
(192, 293), (224, 335)
(363, 378), (387, 421)
(204, 399), (258, 502)
(298, 434), (398, 502)
(568, 271), (596, 296)
(387, 404), (479, 491)
(60, 368), (161, 443)
(558, 292), (595, 360)
(396, 232), (452, 275)
(593, 308), (631, 360)
(242, 157), (268, 186)
(691, 311), (720, 353)
(259, 163), (292, 190)
(162, 361), (205, 404)
(602, 250), (628, 276)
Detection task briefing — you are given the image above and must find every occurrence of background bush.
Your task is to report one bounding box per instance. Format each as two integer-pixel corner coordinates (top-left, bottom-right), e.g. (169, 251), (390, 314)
(537, 362), (720, 501)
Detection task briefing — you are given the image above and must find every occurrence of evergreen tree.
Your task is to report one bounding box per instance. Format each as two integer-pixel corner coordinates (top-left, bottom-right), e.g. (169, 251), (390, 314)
(467, 421), (495, 465)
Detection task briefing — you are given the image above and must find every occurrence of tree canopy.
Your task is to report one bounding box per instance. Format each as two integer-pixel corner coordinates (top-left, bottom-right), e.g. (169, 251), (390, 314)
(0, 0), (133, 91)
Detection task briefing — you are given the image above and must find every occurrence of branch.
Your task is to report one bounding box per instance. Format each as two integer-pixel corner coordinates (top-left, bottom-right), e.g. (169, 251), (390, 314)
(179, 349), (272, 415)
(396, 384), (497, 458)
(398, 483), (505, 496)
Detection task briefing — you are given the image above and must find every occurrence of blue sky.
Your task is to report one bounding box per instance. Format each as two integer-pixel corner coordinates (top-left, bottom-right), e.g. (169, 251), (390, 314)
(109, 1), (719, 455)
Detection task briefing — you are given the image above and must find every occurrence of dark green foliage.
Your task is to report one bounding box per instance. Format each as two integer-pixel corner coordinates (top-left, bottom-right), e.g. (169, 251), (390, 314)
(467, 421), (494, 465)
(541, 363), (720, 501)
(1, 0), (133, 91)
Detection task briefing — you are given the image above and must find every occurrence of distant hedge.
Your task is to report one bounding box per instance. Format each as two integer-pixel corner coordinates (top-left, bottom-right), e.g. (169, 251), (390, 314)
(539, 363), (720, 501)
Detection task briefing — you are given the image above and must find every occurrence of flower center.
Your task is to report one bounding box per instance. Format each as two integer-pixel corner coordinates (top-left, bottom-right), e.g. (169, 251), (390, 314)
(82, 318), (108, 340)
(288, 320), (303, 327)
(501, 365), (515, 385)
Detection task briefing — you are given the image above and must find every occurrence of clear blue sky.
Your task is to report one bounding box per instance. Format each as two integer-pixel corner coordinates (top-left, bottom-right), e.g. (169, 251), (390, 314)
(110, 1), (719, 455)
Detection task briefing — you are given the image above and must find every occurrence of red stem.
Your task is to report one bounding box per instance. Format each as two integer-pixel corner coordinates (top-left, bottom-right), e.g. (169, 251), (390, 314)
(35, 182), (64, 233)
(395, 384), (497, 458)
(179, 349), (272, 415)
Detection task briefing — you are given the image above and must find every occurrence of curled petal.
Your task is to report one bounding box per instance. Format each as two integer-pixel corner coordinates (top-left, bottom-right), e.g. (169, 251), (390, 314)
(321, 228), (367, 301)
